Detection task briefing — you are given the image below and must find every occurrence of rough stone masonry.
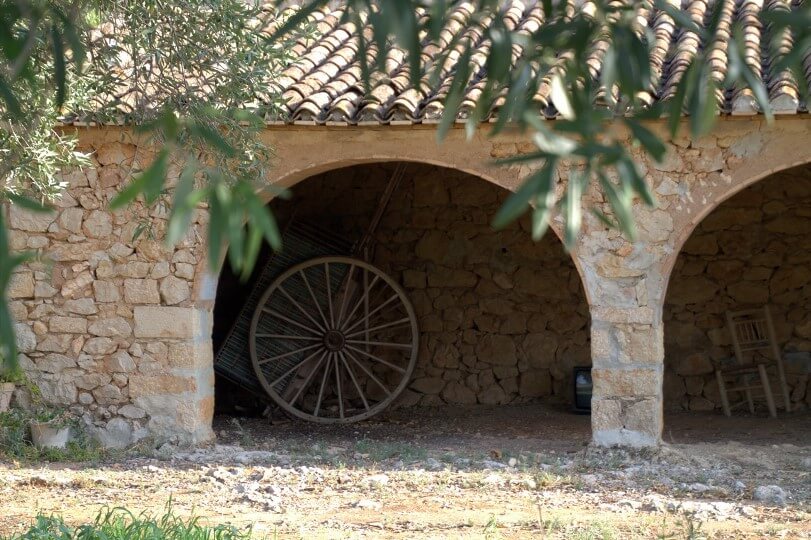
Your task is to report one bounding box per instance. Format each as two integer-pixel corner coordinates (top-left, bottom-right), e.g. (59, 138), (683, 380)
(5, 117), (811, 448)
(252, 163), (591, 409)
(6, 134), (215, 447)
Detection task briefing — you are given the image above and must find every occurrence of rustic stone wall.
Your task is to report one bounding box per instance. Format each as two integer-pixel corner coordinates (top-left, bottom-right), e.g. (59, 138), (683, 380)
(258, 163), (591, 407)
(559, 119), (811, 447)
(6, 134), (214, 448)
(664, 164), (811, 412)
(246, 120), (811, 446)
(5, 118), (811, 449)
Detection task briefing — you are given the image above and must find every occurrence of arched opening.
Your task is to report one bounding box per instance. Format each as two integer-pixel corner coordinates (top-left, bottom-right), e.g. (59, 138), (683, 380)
(663, 162), (811, 443)
(211, 161), (591, 442)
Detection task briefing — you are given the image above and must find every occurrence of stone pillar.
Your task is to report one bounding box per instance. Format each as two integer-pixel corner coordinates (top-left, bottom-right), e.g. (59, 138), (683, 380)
(589, 301), (663, 447)
(131, 306), (215, 445)
(575, 237), (667, 448)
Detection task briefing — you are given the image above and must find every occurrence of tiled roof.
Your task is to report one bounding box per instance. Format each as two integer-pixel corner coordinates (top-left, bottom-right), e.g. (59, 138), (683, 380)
(267, 0), (810, 126)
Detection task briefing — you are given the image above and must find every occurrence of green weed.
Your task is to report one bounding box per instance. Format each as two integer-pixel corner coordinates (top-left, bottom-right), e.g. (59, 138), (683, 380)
(570, 521), (617, 540)
(533, 470), (577, 489)
(353, 438), (427, 462)
(655, 508), (706, 540)
(483, 514), (501, 540)
(536, 504), (563, 534)
(0, 408), (103, 463)
(4, 505), (253, 540)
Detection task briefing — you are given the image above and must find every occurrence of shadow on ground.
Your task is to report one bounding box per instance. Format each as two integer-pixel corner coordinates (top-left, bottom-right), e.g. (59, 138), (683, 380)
(1, 404), (808, 538)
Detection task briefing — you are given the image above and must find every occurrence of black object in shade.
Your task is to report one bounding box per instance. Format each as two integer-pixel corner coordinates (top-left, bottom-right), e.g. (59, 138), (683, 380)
(573, 366), (592, 414)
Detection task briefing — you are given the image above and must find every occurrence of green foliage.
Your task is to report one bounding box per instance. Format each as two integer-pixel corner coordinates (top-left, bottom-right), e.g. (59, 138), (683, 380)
(1, 0), (810, 366)
(0, 1), (85, 116)
(569, 521), (617, 540)
(0, 408), (29, 458)
(5, 506), (253, 540)
(0, 369), (24, 384)
(0, 407), (101, 462)
(275, 0), (810, 247)
(482, 513), (501, 539)
(76, 0), (306, 276)
(0, 1), (90, 199)
(0, 207), (29, 377)
(30, 404), (73, 428)
(1, 2), (93, 372)
(0, 0), (308, 379)
(655, 508), (706, 540)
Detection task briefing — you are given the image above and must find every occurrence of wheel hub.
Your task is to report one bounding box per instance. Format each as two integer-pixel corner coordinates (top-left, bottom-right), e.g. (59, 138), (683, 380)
(250, 256), (418, 423)
(324, 329), (346, 351)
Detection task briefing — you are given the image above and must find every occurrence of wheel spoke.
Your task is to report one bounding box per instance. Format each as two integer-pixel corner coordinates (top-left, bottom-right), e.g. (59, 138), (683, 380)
(250, 256), (418, 423)
(267, 347), (324, 388)
(346, 344), (408, 373)
(342, 293), (400, 334)
(335, 264), (356, 329)
(334, 354), (344, 419)
(314, 353), (333, 417)
(324, 262), (335, 328)
(345, 317), (412, 339)
(363, 267), (370, 346)
(345, 339), (412, 351)
(344, 349), (392, 397)
(278, 284), (327, 333)
(300, 269), (330, 330)
(339, 274), (381, 331)
(258, 343), (320, 365)
(255, 333), (321, 341)
(347, 310), (410, 341)
(261, 307), (320, 336)
(339, 351), (370, 411)
(288, 350), (329, 405)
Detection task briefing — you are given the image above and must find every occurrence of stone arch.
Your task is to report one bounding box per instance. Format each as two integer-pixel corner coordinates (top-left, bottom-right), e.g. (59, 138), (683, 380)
(567, 119), (811, 447)
(255, 153), (591, 320)
(662, 160), (811, 416)
(264, 156), (513, 196)
(193, 151), (583, 306)
(192, 147), (590, 310)
(210, 159), (592, 415)
(659, 131), (811, 293)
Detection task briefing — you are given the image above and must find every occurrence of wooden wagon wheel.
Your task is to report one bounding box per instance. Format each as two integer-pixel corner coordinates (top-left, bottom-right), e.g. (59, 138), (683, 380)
(249, 256), (419, 423)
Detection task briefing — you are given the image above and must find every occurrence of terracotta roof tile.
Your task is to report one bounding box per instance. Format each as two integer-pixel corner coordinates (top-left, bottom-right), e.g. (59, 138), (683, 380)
(267, 0), (808, 125)
(56, 1), (807, 128)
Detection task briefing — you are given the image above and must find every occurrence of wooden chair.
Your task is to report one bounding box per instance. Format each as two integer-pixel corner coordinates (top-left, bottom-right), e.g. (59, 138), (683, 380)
(715, 306), (792, 418)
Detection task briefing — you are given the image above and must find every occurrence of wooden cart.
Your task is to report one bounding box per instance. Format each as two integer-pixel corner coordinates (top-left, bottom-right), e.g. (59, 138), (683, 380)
(214, 165), (418, 423)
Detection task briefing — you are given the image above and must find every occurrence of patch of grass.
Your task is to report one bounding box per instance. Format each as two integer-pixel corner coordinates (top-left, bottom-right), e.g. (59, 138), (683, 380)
(0, 408), (103, 463)
(569, 521), (617, 540)
(353, 438), (427, 463)
(584, 449), (625, 470)
(439, 452), (457, 463)
(533, 470), (579, 490)
(4, 506), (254, 540)
(239, 431), (256, 448)
(536, 504), (564, 533)
(655, 509), (706, 540)
(483, 514), (501, 540)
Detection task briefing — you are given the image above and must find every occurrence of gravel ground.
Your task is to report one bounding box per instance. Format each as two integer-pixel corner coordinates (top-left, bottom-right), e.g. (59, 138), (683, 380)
(1, 404), (809, 539)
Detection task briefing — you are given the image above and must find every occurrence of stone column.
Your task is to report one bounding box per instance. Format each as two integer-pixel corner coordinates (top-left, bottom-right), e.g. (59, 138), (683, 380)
(588, 301), (663, 447)
(131, 305), (215, 445)
(574, 230), (668, 448)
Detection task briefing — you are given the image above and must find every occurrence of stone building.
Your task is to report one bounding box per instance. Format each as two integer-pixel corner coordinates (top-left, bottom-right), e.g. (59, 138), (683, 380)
(5, 4), (811, 448)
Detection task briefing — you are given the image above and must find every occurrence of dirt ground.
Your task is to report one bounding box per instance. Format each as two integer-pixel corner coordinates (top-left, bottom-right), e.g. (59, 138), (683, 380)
(1, 404), (809, 539)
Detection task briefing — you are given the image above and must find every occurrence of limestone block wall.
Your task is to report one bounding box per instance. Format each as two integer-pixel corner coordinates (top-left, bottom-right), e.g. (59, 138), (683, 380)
(542, 119), (811, 446)
(664, 164), (811, 412)
(4, 118), (811, 449)
(5, 132), (214, 447)
(249, 163), (592, 407)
